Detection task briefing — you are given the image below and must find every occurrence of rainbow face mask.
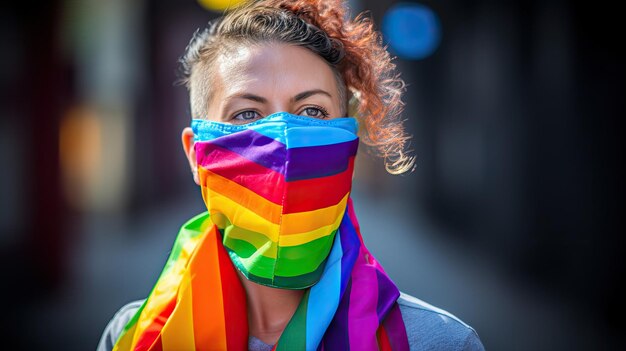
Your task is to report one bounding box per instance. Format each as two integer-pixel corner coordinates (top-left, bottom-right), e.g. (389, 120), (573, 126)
(192, 112), (359, 289)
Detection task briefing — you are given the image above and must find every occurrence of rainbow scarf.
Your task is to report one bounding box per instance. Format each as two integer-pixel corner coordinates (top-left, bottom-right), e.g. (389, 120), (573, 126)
(113, 113), (408, 350)
(112, 200), (409, 350)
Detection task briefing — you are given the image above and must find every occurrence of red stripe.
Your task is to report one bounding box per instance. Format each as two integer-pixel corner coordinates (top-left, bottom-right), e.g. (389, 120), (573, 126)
(377, 325), (392, 351)
(200, 150), (355, 213)
(201, 148), (355, 214)
(199, 146), (285, 204)
(283, 156), (355, 213)
(218, 233), (249, 350)
(146, 335), (163, 351)
(133, 297), (176, 351)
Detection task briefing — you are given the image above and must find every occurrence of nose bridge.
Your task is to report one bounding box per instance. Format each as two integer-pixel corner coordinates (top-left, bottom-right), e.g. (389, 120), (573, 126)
(267, 100), (291, 116)
(266, 68), (291, 114)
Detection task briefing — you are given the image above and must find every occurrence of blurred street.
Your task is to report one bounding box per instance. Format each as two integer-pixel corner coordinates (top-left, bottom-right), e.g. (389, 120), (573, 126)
(25, 183), (616, 350)
(1, 0), (623, 350)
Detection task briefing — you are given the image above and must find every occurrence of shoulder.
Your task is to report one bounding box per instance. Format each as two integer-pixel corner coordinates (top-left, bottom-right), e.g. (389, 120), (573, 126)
(96, 295), (484, 351)
(397, 292), (485, 351)
(97, 300), (145, 351)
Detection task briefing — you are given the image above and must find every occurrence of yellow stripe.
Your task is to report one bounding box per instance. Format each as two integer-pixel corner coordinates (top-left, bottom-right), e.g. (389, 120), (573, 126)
(207, 190), (349, 237)
(280, 193), (349, 234)
(208, 191), (281, 242)
(160, 269), (196, 350)
(278, 210), (344, 247)
(129, 235), (203, 349)
(112, 322), (137, 351)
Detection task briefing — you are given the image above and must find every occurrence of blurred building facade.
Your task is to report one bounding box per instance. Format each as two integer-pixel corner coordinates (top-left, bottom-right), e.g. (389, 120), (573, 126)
(0, 0), (623, 349)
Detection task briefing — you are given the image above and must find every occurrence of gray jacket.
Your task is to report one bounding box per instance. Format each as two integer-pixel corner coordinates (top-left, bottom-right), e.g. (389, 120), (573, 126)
(98, 292), (484, 350)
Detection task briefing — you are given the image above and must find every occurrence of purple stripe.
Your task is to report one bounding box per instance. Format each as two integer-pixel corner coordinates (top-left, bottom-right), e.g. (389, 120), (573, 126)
(321, 207), (360, 349)
(323, 279), (352, 350)
(285, 139), (358, 181)
(375, 270), (400, 322)
(382, 304), (410, 351)
(338, 210), (360, 294)
(347, 245), (380, 351)
(206, 129), (286, 174)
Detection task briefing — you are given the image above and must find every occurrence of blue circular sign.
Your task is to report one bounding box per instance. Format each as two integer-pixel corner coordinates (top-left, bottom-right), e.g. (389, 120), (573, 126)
(382, 3), (442, 60)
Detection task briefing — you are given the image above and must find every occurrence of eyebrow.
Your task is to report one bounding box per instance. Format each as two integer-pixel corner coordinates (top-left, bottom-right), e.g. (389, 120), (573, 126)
(293, 89), (333, 102)
(229, 93), (267, 103)
(227, 89), (333, 104)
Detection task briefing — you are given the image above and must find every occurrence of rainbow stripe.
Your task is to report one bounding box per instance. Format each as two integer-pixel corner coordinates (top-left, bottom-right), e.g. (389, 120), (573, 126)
(194, 114), (359, 289)
(112, 213), (249, 351)
(113, 201), (409, 350)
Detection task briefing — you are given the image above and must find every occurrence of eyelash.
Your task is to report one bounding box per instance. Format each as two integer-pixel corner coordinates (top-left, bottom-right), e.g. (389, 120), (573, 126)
(300, 105), (330, 118)
(231, 106), (330, 122)
(231, 110), (262, 123)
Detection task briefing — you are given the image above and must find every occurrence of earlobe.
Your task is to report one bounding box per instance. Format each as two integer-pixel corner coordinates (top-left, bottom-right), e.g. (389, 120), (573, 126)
(181, 127), (200, 185)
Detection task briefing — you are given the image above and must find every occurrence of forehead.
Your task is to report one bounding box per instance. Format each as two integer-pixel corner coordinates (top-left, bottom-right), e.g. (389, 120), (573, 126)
(213, 42), (339, 98)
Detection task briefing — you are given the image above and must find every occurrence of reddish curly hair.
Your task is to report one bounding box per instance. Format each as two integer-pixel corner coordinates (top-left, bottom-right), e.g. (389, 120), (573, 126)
(180, 0), (414, 174)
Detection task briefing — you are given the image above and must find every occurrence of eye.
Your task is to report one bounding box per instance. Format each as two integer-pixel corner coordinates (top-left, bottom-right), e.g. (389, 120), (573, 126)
(232, 110), (261, 123)
(299, 106), (330, 119)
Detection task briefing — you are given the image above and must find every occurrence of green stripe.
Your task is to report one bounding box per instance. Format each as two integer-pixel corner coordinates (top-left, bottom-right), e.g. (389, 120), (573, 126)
(272, 261), (327, 288)
(276, 289), (309, 350)
(224, 237), (276, 278)
(230, 255), (328, 290)
(274, 232), (335, 276)
(115, 300), (145, 343)
(222, 224), (277, 257)
(223, 229), (336, 278)
(160, 212), (211, 277)
(226, 248), (275, 286)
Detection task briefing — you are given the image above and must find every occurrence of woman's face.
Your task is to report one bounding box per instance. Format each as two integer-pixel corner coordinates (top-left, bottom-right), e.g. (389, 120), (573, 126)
(206, 42), (344, 123)
(182, 42), (343, 183)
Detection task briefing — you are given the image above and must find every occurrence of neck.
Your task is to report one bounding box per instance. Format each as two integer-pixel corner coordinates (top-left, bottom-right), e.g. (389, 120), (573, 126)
(238, 271), (305, 345)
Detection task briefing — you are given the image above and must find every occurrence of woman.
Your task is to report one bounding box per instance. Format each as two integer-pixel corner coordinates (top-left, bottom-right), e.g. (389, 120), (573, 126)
(98, 0), (484, 350)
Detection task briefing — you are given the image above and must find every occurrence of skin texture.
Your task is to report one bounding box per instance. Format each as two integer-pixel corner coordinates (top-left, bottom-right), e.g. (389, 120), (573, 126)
(181, 43), (343, 345)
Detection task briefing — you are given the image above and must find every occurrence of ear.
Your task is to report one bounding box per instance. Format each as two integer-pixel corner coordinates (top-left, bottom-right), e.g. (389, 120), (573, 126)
(181, 127), (200, 185)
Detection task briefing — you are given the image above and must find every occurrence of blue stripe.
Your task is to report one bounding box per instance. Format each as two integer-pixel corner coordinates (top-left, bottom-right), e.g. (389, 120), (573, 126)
(307, 227), (344, 351)
(192, 113), (358, 146)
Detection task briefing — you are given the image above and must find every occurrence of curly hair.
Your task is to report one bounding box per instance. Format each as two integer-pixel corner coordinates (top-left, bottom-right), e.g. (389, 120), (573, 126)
(179, 0), (415, 174)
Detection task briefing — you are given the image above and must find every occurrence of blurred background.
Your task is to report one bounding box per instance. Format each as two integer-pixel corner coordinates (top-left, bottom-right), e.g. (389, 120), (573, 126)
(1, 0), (623, 349)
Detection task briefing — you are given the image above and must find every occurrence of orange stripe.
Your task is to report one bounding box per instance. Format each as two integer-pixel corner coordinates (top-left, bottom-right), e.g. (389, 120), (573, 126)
(200, 167), (282, 224)
(190, 226), (228, 349)
(190, 234), (214, 351)
(218, 225), (249, 350)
